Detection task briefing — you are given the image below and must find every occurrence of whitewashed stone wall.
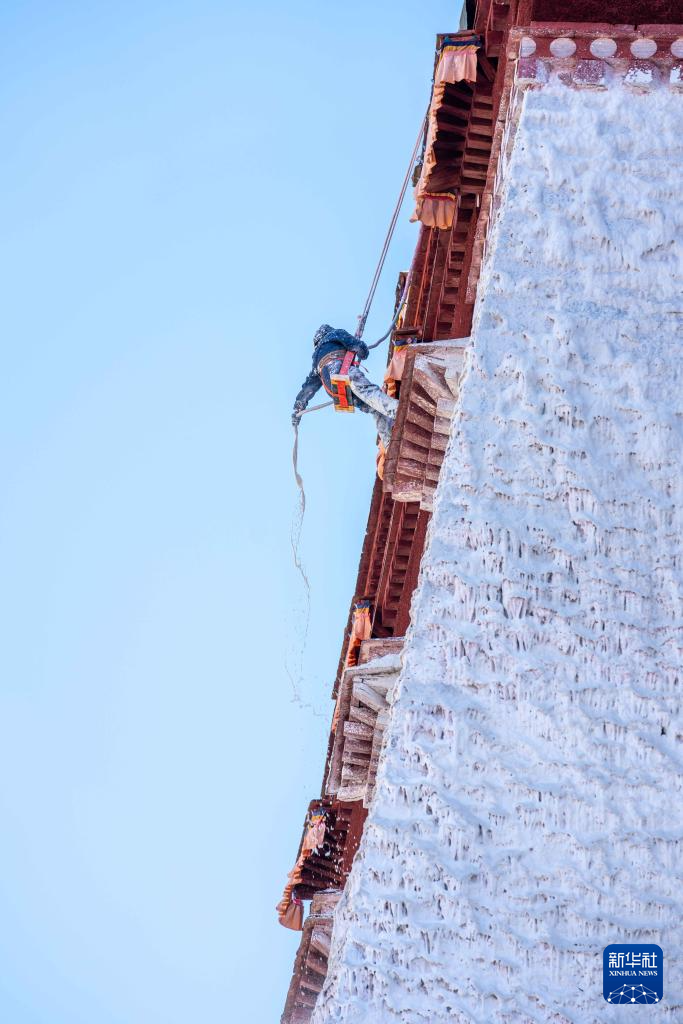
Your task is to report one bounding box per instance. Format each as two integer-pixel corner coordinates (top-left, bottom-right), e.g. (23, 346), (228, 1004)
(312, 83), (683, 1023)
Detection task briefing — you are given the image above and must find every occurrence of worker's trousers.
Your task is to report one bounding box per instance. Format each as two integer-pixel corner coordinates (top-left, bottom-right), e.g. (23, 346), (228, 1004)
(347, 366), (399, 448)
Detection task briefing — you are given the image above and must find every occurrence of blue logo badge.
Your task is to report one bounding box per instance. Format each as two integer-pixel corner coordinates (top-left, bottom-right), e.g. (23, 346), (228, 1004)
(603, 944), (663, 1004)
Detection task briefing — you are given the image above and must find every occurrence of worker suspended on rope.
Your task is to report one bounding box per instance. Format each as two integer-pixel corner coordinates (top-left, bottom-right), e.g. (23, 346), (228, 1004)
(291, 325), (399, 447)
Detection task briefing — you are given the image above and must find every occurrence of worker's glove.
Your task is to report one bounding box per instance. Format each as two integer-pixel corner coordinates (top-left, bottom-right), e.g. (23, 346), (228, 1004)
(291, 409), (302, 427)
(356, 341), (370, 361)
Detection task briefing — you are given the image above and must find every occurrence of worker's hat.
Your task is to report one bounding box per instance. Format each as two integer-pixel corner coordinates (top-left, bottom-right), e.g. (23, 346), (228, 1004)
(312, 324), (332, 347)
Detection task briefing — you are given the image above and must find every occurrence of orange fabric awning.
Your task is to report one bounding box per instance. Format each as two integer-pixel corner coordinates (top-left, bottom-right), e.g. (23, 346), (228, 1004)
(435, 45), (478, 88)
(277, 809), (328, 929)
(412, 193), (458, 230)
(345, 601), (372, 668)
(384, 345), (409, 397)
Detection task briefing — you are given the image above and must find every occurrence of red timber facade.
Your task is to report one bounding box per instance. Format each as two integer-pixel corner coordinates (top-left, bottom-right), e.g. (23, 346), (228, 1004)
(278, 2), (683, 1019)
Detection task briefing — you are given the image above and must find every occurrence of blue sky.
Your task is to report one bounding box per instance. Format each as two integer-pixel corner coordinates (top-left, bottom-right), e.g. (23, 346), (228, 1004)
(0, 2), (459, 1020)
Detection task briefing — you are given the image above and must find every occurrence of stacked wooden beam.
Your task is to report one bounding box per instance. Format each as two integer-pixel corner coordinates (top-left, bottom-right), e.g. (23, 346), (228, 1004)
(369, 499), (429, 635)
(294, 799), (366, 900)
(427, 199), (475, 339)
(417, 229), (451, 341)
(383, 344), (466, 511)
(403, 225), (439, 335)
(347, 341), (468, 633)
(280, 889), (341, 1024)
(357, 636), (404, 665)
(405, 70), (500, 338)
(483, 0), (512, 56)
(433, 73), (495, 338)
(426, 43), (514, 338)
(326, 645), (403, 807)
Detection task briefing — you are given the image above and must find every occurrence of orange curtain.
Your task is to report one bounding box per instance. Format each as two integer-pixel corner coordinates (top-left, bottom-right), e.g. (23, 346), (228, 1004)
(345, 601), (372, 667)
(279, 897), (303, 931)
(412, 193), (458, 230)
(384, 345), (409, 398)
(301, 813), (326, 854)
(276, 858), (305, 929)
(435, 46), (478, 87)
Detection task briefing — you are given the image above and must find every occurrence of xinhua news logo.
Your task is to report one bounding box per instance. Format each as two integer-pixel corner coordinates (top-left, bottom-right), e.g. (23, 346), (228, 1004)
(603, 944), (663, 1004)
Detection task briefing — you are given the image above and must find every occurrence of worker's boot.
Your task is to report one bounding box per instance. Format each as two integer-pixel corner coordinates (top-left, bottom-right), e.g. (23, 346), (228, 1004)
(371, 411), (395, 448)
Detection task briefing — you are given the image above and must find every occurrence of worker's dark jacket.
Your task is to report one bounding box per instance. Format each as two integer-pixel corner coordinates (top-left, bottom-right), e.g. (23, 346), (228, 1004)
(293, 326), (370, 413)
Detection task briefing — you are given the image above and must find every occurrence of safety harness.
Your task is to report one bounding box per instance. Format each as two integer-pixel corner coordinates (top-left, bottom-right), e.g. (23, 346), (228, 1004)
(318, 349), (357, 413)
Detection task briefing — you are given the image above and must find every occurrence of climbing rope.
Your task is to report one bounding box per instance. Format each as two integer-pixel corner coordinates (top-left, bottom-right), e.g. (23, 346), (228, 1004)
(287, 420), (316, 711)
(291, 421), (310, 585)
(355, 109), (428, 340)
(299, 400), (334, 415)
(290, 401), (333, 569)
(288, 112), (426, 702)
(365, 270), (412, 350)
